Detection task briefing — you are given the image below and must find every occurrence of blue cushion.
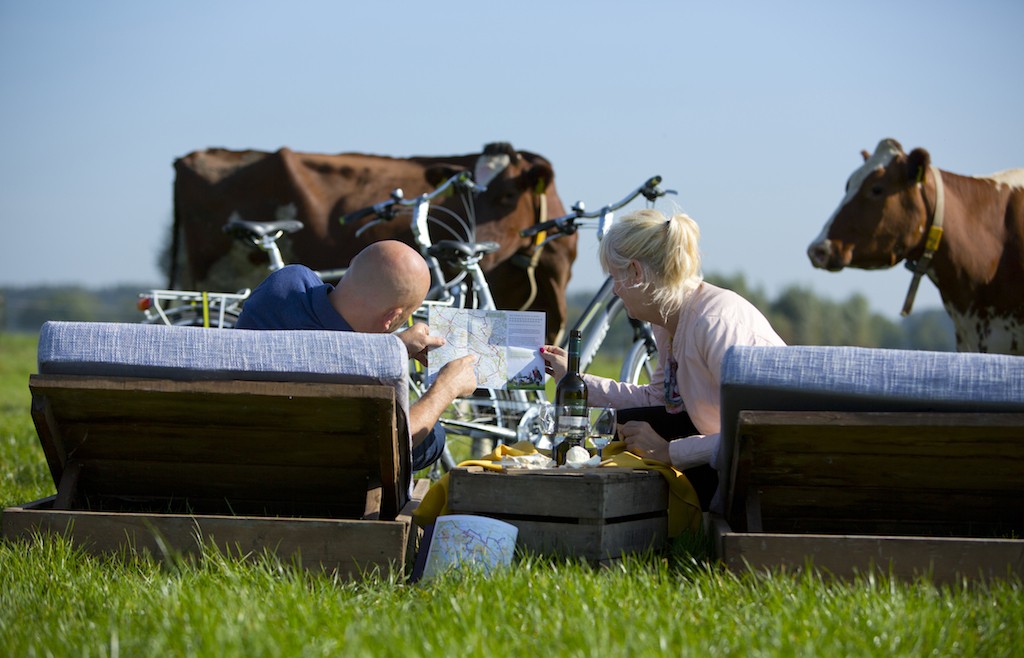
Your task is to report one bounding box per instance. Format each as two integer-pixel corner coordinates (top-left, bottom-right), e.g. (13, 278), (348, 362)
(715, 345), (1024, 513)
(37, 321), (409, 412)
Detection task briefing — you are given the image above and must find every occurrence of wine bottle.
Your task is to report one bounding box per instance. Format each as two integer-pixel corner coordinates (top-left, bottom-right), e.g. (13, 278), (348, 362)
(554, 330), (588, 466)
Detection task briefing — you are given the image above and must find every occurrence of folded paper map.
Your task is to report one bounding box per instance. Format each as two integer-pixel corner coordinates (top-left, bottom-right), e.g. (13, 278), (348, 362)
(426, 308), (546, 390)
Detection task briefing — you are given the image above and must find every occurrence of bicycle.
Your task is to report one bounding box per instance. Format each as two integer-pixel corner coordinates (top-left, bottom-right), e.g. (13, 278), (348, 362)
(136, 216), (347, 328)
(520, 175), (677, 384)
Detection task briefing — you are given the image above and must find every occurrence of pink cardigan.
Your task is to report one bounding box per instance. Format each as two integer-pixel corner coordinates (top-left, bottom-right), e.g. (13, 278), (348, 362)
(583, 282), (785, 470)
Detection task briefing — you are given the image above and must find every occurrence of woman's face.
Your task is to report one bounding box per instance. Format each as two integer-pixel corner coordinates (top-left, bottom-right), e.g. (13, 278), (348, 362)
(610, 260), (656, 323)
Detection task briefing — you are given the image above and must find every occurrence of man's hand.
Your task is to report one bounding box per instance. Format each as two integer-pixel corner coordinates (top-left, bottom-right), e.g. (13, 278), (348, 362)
(397, 322), (444, 365)
(618, 420), (671, 463)
(432, 354), (479, 399)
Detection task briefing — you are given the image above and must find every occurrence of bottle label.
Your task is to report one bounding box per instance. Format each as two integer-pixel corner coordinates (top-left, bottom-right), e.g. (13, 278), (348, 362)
(557, 414), (588, 439)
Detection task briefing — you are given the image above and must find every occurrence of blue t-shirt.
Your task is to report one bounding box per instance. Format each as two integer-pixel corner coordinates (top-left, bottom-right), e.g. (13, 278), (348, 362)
(236, 265), (353, 331)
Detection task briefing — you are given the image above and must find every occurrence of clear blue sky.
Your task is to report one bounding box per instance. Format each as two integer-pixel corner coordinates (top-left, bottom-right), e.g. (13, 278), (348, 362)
(2, 1), (1022, 320)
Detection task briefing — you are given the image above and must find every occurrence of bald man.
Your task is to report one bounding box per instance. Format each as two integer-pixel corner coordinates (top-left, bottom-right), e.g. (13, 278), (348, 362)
(236, 240), (478, 471)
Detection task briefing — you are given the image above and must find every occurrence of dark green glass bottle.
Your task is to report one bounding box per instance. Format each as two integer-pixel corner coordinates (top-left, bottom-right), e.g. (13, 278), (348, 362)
(554, 330), (588, 466)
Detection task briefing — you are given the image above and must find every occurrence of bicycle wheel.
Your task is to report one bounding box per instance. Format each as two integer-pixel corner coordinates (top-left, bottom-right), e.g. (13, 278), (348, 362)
(620, 337), (658, 385)
(411, 368), (539, 480)
(439, 389), (538, 458)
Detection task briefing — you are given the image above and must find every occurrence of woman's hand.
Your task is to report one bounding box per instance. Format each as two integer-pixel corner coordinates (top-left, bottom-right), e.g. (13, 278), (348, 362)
(539, 344), (568, 381)
(617, 420), (671, 463)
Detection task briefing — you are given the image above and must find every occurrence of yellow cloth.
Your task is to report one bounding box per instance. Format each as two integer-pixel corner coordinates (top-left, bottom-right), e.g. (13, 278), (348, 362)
(412, 440), (703, 537)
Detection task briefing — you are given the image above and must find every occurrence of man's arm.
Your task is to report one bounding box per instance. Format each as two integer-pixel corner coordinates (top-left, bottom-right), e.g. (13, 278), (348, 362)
(408, 354), (478, 445)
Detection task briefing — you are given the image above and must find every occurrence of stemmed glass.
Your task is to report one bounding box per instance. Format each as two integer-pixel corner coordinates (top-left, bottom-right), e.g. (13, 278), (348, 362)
(536, 402), (559, 452)
(588, 406), (617, 460)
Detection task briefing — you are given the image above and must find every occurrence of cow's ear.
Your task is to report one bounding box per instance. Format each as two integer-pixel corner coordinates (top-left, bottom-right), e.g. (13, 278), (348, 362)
(906, 148), (931, 184)
(425, 164), (466, 188)
(861, 149), (870, 161)
(521, 161), (554, 193)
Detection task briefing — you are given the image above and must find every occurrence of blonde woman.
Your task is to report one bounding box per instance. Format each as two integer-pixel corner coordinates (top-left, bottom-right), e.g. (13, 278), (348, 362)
(540, 209), (785, 510)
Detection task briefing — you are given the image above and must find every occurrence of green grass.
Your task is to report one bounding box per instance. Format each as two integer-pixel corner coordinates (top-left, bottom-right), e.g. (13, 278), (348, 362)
(0, 333), (50, 507)
(2, 332), (1022, 657)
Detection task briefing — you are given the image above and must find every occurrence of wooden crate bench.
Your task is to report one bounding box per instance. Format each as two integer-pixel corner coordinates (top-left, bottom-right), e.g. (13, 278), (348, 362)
(446, 467), (669, 563)
(712, 345), (1024, 583)
(1, 321), (420, 578)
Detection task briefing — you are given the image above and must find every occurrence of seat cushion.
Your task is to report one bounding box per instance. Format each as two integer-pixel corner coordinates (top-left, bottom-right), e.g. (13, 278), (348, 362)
(37, 321), (409, 413)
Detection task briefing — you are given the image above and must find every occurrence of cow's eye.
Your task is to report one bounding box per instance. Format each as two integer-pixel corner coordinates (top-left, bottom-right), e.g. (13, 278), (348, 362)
(870, 184), (884, 197)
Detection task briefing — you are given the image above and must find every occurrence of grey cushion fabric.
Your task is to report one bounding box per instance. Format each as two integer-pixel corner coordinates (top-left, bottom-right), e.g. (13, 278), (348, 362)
(38, 321), (409, 411)
(37, 321), (413, 494)
(714, 345), (1024, 513)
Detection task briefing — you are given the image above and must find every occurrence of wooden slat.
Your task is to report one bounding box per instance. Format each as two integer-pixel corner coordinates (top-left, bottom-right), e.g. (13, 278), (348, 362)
(448, 468), (667, 520)
(53, 460), (81, 510)
(2, 504), (408, 579)
(30, 394), (67, 487)
(74, 459), (369, 501)
(48, 423), (384, 467)
(29, 374), (403, 520)
(727, 411), (1024, 536)
(756, 485), (1022, 526)
(715, 527), (1024, 585)
(509, 516), (667, 561)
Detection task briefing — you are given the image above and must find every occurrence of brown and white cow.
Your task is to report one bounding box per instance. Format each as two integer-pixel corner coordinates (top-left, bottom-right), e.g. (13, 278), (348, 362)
(169, 142), (575, 342)
(807, 138), (1024, 354)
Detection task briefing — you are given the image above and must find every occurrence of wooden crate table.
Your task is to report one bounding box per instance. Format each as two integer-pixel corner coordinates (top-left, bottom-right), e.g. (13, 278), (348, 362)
(2, 374), (417, 579)
(446, 466), (669, 563)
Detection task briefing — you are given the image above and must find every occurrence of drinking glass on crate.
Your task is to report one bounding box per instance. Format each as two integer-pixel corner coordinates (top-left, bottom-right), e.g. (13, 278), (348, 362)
(588, 406), (617, 459)
(536, 401), (558, 452)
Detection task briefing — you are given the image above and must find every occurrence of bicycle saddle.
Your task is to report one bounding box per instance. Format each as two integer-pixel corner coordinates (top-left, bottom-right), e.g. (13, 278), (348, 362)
(428, 240), (500, 261)
(223, 216), (305, 238)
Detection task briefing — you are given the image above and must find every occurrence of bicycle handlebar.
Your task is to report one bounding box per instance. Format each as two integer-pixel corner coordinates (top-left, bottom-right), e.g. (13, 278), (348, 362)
(519, 175), (674, 238)
(339, 171), (484, 228)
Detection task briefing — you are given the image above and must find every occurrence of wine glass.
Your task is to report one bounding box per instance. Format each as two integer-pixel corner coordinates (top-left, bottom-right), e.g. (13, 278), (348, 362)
(536, 402), (558, 452)
(588, 406), (617, 459)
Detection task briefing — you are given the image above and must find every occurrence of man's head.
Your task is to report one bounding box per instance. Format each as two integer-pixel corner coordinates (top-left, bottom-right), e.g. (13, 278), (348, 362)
(330, 240), (431, 333)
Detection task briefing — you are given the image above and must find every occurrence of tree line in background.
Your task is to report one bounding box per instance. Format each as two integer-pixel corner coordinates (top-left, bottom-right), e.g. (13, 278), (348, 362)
(0, 275), (955, 352)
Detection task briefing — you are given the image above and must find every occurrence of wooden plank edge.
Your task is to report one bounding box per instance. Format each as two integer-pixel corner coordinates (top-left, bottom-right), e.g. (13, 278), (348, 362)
(715, 528), (1024, 584)
(2, 503), (409, 580)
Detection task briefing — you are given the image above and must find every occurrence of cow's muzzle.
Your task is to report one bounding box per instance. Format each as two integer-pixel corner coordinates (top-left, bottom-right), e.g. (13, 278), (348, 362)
(807, 239), (848, 271)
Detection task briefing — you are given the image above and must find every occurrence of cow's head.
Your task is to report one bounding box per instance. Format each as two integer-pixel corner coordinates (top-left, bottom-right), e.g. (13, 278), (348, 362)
(808, 138), (934, 271)
(425, 142), (557, 271)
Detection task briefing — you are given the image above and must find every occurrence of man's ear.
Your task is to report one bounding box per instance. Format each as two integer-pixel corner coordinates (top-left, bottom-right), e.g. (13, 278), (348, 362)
(381, 307), (405, 333)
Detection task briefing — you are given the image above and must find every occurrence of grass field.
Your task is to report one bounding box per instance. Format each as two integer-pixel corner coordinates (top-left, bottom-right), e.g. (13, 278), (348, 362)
(1, 332), (1021, 657)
